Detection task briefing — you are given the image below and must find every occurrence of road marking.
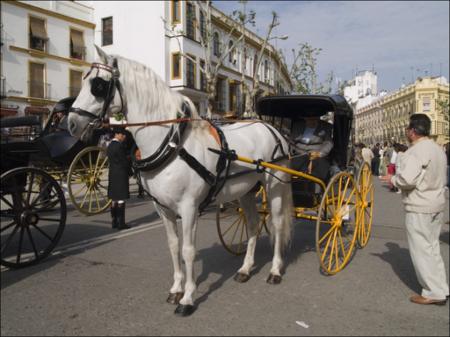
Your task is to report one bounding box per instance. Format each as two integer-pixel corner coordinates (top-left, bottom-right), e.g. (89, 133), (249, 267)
(1, 220), (164, 272)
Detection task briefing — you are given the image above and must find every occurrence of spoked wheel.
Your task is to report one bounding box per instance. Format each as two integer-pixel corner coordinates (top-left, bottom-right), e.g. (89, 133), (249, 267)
(356, 162), (374, 248)
(67, 146), (111, 215)
(216, 186), (270, 256)
(1, 168), (66, 268)
(316, 172), (359, 275)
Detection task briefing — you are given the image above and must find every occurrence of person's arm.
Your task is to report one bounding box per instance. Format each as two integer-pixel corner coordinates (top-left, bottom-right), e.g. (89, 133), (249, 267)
(390, 152), (423, 190)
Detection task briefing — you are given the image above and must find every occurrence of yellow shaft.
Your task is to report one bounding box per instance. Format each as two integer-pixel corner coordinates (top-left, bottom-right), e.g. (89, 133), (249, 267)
(235, 154), (327, 191)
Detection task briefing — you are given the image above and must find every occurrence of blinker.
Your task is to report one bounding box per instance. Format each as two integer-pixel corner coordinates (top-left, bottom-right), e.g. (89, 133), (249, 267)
(91, 77), (111, 98)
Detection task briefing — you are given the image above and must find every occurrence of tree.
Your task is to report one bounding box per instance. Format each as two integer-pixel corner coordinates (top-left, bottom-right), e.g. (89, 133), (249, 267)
(237, 0), (280, 116)
(163, 1), (250, 117)
(289, 42), (334, 95)
(163, 1), (283, 117)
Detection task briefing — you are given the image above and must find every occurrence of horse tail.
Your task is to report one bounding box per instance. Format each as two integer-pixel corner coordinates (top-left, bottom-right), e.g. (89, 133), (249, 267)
(280, 179), (293, 252)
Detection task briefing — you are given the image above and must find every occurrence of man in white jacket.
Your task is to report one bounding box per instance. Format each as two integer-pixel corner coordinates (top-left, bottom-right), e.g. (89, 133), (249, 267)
(385, 114), (448, 305)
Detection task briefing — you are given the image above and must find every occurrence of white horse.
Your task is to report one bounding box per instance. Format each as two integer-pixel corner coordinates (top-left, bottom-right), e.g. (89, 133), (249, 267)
(68, 46), (293, 316)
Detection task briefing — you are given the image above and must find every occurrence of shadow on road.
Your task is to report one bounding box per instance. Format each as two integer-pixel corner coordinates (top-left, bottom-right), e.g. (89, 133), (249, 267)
(371, 242), (421, 294)
(1, 208), (160, 291)
(193, 217), (317, 309)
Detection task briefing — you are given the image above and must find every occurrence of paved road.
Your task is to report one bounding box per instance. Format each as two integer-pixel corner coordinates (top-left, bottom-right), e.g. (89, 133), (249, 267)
(1, 179), (449, 336)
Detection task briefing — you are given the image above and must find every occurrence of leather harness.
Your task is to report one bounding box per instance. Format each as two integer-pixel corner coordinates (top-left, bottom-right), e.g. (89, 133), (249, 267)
(71, 60), (287, 213)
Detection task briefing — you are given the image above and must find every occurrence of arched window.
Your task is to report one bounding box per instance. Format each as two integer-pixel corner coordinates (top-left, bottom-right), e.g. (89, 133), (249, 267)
(213, 32), (220, 57)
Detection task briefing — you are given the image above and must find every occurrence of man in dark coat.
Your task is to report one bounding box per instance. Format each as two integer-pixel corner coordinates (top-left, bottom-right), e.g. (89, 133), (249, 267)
(107, 127), (131, 230)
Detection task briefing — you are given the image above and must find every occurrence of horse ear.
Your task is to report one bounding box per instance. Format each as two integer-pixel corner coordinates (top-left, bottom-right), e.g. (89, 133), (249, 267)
(95, 44), (109, 64)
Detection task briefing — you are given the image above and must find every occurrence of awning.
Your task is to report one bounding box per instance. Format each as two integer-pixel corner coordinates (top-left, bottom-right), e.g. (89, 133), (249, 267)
(30, 17), (48, 40)
(70, 30), (85, 54)
(0, 107), (19, 117)
(24, 106), (50, 115)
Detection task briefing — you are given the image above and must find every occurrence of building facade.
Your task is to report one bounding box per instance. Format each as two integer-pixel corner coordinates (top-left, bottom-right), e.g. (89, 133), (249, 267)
(91, 0), (292, 117)
(354, 76), (449, 146)
(343, 70), (378, 105)
(1, 0), (95, 120)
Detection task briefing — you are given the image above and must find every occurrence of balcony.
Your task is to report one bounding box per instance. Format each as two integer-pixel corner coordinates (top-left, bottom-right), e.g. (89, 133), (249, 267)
(28, 81), (51, 100)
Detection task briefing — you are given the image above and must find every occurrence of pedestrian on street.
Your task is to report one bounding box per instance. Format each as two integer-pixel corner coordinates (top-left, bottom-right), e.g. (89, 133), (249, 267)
(107, 127), (131, 230)
(371, 143), (381, 176)
(383, 114), (449, 305)
(361, 143), (374, 167)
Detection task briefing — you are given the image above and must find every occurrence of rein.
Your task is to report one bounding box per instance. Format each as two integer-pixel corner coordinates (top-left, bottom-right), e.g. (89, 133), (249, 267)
(101, 118), (261, 129)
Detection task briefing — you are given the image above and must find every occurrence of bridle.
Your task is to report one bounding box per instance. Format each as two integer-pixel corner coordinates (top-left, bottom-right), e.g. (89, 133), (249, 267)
(70, 59), (124, 135)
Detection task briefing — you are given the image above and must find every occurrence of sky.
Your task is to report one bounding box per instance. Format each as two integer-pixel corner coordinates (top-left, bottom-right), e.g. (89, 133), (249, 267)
(213, 0), (449, 93)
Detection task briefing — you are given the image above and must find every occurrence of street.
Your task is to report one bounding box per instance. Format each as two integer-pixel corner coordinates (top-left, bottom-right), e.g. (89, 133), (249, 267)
(1, 178), (449, 336)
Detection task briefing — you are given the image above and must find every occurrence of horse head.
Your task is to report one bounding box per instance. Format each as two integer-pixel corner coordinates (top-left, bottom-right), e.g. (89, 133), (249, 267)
(68, 45), (125, 142)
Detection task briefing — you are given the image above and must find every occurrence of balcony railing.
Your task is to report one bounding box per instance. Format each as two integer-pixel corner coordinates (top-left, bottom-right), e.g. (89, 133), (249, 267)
(28, 81), (51, 99)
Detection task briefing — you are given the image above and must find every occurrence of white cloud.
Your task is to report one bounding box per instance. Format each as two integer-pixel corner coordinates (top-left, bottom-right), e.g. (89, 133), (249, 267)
(214, 1), (449, 91)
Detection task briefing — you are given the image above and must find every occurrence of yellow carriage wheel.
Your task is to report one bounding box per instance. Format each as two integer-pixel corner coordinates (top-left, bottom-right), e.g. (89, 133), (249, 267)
(316, 172), (359, 275)
(356, 162), (374, 248)
(216, 186), (270, 256)
(67, 146), (111, 215)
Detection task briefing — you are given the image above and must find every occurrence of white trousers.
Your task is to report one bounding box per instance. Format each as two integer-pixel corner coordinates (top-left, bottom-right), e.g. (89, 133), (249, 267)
(405, 212), (449, 300)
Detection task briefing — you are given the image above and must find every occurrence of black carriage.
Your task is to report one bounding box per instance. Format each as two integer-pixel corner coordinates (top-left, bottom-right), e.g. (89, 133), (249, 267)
(1, 98), (112, 268)
(216, 94), (374, 275)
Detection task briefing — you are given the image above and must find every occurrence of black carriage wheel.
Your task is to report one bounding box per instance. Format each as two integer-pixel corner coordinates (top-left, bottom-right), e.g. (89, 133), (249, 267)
(1, 168), (66, 268)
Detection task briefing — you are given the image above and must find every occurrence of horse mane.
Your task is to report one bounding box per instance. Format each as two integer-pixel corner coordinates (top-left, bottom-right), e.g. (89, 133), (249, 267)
(113, 55), (200, 121)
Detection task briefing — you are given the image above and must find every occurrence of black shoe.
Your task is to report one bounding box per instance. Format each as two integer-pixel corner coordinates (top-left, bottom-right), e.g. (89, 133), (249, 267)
(111, 205), (118, 229)
(116, 204), (130, 230)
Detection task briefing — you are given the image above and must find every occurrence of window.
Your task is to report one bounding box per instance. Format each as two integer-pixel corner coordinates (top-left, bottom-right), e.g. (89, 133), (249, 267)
(186, 55), (196, 89)
(29, 16), (48, 52)
(172, 53), (181, 79)
(186, 2), (196, 40)
(70, 29), (85, 60)
(213, 32), (220, 57)
(171, 0), (181, 23)
(199, 10), (206, 41)
(423, 97), (431, 112)
(29, 62), (45, 98)
(102, 17), (113, 46)
(264, 60), (269, 82)
(215, 78), (226, 112)
(69, 69), (83, 97)
(229, 81), (238, 112)
(200, 59), (206, 92)
(228, 41), (235, 63)
(243, 48), (248, 72)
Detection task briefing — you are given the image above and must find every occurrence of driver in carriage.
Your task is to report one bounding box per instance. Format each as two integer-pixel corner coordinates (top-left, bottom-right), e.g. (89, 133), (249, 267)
(290, 112), (333, 183)
(49, 96), (76, 133)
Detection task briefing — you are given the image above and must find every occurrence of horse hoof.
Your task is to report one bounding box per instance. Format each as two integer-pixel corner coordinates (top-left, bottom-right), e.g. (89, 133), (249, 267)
(174, 304), (195, 317)
(266, 274), (282, 284)
(166, 292), (184, 305)
(234, 272), (251, 283)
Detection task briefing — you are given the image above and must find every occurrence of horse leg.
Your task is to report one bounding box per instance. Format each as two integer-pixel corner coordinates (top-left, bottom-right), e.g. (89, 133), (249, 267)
(266, 177), (293, 285)
(174, 204), (198, 316)
(234, 192), (260, 283)
(159, 208), (184, 305)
